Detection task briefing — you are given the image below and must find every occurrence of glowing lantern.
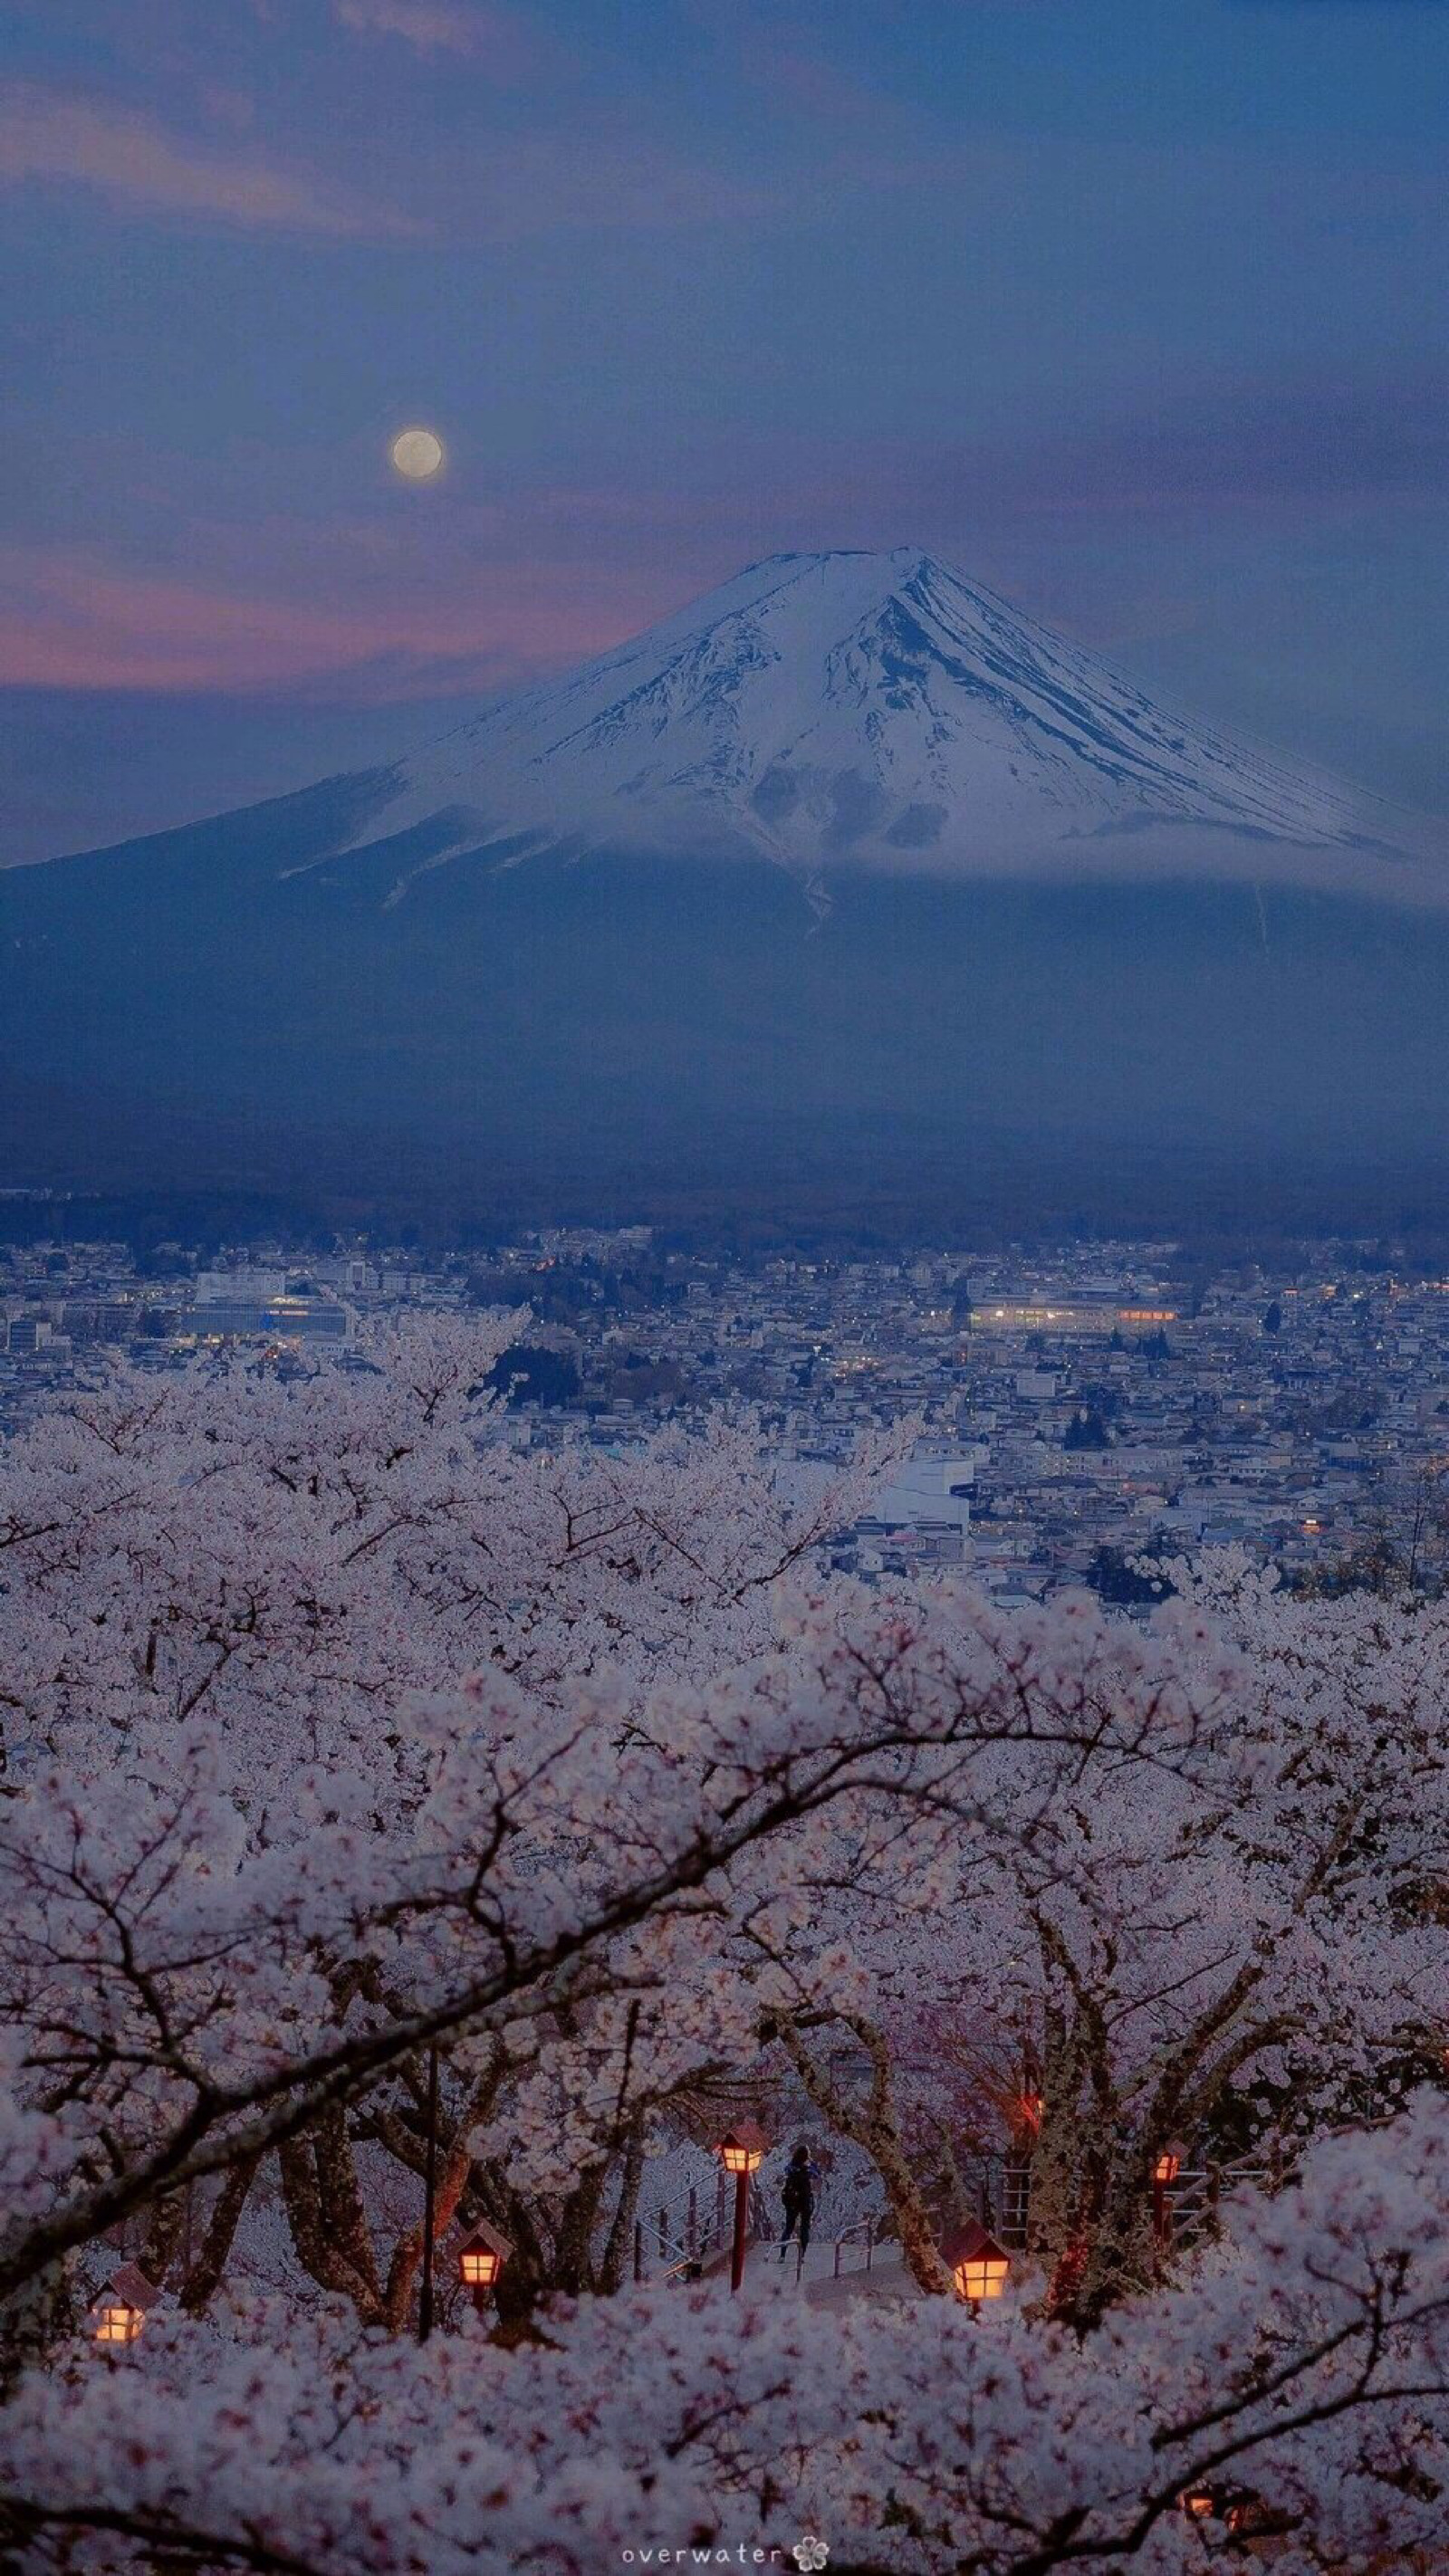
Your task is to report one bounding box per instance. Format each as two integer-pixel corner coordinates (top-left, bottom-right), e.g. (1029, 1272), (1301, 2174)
(717, 2119), (768, 2176)
(456, 2220), (510, 2307)
(940, 2219), (1010, 2304)
(91, 2262), (158, 2348)
(95, 2300), (144, 2346)
(717, 2118), (770, 2293)
(1180, 2491), (1214, 2520)
(1152, 2139), (1187, 2246)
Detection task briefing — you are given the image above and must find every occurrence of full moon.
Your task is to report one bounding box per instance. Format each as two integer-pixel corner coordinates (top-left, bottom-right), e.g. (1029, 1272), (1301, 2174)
(390, 426), (445, 481)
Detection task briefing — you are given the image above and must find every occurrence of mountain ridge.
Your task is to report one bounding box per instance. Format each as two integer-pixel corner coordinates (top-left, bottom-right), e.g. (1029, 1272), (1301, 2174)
(358, 545), (1444, 904)
(5, 547), (1449, 1220)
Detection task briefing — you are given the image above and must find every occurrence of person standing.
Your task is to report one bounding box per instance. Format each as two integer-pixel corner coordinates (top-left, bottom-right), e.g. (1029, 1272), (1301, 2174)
(780, 2144), (815, 2266)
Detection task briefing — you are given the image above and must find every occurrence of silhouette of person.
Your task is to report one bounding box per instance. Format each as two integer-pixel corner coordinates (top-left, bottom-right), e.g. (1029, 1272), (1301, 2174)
(780, 2144), (815, 2264)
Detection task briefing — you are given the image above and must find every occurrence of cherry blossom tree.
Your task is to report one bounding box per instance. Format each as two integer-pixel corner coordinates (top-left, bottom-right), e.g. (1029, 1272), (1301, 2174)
(0, 1327), (913, 2321)
(0, 2102), (1445, 2572)
(1, 1342), (1446, 2566)
(764, 1569), (1449, 2322)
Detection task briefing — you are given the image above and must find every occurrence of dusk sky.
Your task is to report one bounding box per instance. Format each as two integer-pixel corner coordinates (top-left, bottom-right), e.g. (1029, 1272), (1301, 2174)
(2, 0), (1446, 859)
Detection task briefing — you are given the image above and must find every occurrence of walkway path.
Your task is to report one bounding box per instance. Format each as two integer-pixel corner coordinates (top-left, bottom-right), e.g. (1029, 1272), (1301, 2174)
(743, 2243), (917, 2309)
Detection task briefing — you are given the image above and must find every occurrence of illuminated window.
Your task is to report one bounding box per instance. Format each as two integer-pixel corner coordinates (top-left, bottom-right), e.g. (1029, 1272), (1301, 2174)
(95, 2303), (143, 2345)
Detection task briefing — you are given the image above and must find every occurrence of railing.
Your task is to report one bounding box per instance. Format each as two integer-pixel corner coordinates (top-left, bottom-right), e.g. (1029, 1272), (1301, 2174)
(629, 2188), (889, 2289)
(629, 2122), (1385, 2291)
(999, 2160), (1032, 2250)
(632, 2179), (768, 2285)
(830, 2214), (885, 2279)
(1168, 2162), (1264, 2246)
(995, 2132), (1386, 2260)
(990, 2159), (1278, 2259)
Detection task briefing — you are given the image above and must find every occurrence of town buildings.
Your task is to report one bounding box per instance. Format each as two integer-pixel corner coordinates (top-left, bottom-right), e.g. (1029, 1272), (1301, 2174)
(5, 1218), (1446, 1602)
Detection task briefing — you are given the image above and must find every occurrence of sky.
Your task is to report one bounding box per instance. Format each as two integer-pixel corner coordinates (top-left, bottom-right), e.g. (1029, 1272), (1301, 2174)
(1, 0), (1446, 859)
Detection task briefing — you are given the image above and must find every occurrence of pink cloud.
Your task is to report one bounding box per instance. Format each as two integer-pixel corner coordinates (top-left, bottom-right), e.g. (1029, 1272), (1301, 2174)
(7, 358), (1430, 705)
(0, 82), (425, 236)
(0, 541), (676, 697)
(0, 76), (769, 246)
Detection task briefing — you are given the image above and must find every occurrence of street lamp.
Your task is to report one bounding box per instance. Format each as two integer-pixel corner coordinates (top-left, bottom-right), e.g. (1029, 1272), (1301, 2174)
(717, 2119), (769, 2294)
(940, 2219), (1010, 2307)
(456, 2221), (511, 2315)
(1152, 2140), (1185, 2246)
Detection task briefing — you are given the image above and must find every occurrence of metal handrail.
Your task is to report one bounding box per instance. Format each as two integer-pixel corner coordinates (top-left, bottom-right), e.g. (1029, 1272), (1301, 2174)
(641, 2112), (1404, 2286)
(634, 2179), (770, 2284)
(830, 2213), (886, 2278)
(633, 2190), (891, 2289)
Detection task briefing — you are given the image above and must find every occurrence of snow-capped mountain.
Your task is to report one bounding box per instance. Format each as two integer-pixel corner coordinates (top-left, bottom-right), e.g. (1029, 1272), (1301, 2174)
(5, 545), (1449, 1221)
(367, 548), (1437, 898)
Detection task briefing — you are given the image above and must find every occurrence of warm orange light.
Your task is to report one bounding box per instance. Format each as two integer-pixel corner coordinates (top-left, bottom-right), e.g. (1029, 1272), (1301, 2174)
(456, 2223), (509, 2294)
(1154, 2150), (1182, 2185)
(955, 2250), (1010, 2302)
(95, 2303), (143, 2346)
(717, 2119), (768, 2176)
(1180, 2492), (1213, 2520)
(941, 2219), (1010, 2304)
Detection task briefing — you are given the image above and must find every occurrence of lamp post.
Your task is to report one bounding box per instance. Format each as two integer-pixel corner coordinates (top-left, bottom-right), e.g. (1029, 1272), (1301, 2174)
(1152, 2140), (1185, 2247)
(418, 2037), (439, 2345)
(939, 2219), (1010, 2309)
(456, 2221), (511, 2318)
(717, 2120), (769, 2294)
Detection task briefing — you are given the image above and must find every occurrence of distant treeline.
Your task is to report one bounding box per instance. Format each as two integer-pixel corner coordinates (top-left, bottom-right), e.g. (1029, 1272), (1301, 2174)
(0, 1190), (332, 1259)
(5, 1170), (1449, 1272)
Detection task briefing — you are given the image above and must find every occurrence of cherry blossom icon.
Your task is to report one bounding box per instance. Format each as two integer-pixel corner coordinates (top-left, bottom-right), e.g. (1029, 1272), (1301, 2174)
(792, 2540), (830, 2572)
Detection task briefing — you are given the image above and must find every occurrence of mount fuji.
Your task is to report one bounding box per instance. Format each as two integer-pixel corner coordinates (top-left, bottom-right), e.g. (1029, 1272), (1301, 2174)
(343, 546), (1435, 898)
(5, 549), (1448, 1224)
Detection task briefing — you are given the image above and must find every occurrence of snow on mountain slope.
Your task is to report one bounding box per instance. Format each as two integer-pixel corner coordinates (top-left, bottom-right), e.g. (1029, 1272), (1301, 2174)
(360, 548), (1442, 899)
(8, 548), (1449, 1207)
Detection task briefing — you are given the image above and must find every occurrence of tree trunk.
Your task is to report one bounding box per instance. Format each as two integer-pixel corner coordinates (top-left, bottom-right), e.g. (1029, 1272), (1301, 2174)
(278, 2121), (383, 2322)
(598, 2125), (646, 2293)
(777, 2015), (954, 2295)
(180, 2153), (260, 2314)
(382, 2131), (471, 2333)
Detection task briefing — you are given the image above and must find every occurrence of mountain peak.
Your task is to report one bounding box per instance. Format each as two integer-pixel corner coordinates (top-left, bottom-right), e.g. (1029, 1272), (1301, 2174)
(649, 544), (965, 642)
(378, 546), (1440, 898)
(10, 565), (1449, 1215)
